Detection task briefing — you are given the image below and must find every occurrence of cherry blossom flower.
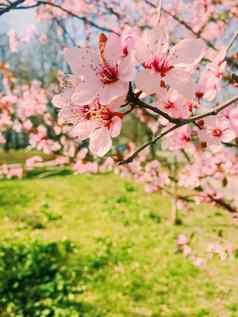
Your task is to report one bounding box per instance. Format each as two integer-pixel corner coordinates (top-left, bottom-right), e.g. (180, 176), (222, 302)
(192, 256), (205, 268)
(196, 47), (227, 101)
(73, 161), (98, 174)
(25, 156), (43, 169)
(53, 90), (125, 156)
(197, 117), (235, 147)
(135, 27), (205, 98)
(63, 33), (134, 105)
(176, 234), (189, 246)
(229, 107), (238, 136)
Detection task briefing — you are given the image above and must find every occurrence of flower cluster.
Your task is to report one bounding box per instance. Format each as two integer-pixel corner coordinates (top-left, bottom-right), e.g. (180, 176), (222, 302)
(53, 21), (238, 158)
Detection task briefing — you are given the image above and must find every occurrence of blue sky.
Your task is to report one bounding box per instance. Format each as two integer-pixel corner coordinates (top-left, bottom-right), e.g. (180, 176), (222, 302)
(2, 9), (36, 34)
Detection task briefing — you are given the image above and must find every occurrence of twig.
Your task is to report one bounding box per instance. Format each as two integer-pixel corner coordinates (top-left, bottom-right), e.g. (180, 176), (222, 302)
(0, 0), (25, 16)
(208, 195), (237, 214)
(119, 123), (181, 164)
(0, 0), (119, 35)
(127, 91), (184, 124)
(226, 30), (238, 53)
(119, 95), (238, 164)
(144, 0), (217, 50)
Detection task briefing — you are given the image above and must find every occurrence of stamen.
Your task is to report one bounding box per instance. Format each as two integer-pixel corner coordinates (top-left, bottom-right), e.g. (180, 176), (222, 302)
(99, 64), (119, 84)
(144, 57), (174, 77)
(212, 128), (222, 137)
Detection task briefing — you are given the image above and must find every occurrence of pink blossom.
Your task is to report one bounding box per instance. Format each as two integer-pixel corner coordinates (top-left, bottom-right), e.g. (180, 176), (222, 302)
(208, 243), (227, 261)
(183, 245), (192, 257)
(0, 164), (24, 179)
(26, 156), (43, 169)
(73, 161), (98, 174)
(197, 117), (235, 147)
(192, 256), (205, 268)
(135, 27), (205, 98)
(196, 48), (227, 101)
(53, 89), (125, 156)
(229, 107), (238, 136)
(176, 234), (189, 246)
(99, 157), (115, 173)
(8, 30), (19, 53)
(64, 33), (134, 105)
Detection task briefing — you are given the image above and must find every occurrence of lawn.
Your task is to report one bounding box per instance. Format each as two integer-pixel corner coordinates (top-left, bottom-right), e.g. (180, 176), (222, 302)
(0, 171), (238, 317)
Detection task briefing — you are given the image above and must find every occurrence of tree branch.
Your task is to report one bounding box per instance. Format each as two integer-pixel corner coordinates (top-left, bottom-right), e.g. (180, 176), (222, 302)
(208, 195), (237, 214)
(36, 1), (119, 35)
(0, 0), (25, 16)
(119, 95), (238, 164)
(127, 89), (184, 124)
(144, 0), (217, 50)
(0, 0), (119, 35)
(144, 0), (238, 69)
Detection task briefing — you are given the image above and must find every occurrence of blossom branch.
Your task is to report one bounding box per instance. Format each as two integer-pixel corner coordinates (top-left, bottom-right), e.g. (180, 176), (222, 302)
(144, 0), (217, 50)
(226, 30), (238, 53)
(0, 0), (119, 35)
(144, 0), (238, 69)
(0, 0), (25, 16)
(165, 179), (238, 215)
(127, 87), (184, 124)
(207, 194), (238, 214)
(36, 1), (120, 35)
(119, 95), (238, 164)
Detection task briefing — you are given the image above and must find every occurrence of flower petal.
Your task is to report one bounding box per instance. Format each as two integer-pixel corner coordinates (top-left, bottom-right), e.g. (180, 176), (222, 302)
(169, 39), (205, 66)
(110, 116), (122, 138)
(64, 47), (97, 74)
(104, 34), (122, 65)
(99, 82), (128, 104)
(166, 68), (195, 99)
(71, 121), (97, 140)
(118, 54), (135, 82)
(89, 127), (112, 156)
(135, 69), (162, 95)
(71, 77), (101, 105)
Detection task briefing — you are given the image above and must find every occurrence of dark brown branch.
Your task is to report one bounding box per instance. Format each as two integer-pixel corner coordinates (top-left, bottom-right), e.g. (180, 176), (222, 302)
(185, 95), (238, 123)
(36, 1), (119, 35)
(0, 0), (119, 35)
(119, 123), (181, 164)
(208, 195), (237, 214)
(0, 0), (25, 16)
(127, 90), (184, 124)
(119, 95), (238, 164)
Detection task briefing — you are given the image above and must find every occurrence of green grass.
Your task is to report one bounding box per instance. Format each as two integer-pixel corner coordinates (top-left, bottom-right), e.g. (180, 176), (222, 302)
(0, 149), (53, 164)
(0, 171), (238, 316)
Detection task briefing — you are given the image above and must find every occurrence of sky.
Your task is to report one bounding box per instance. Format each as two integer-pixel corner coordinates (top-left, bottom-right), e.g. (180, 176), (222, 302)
(2, 9), (36, 34)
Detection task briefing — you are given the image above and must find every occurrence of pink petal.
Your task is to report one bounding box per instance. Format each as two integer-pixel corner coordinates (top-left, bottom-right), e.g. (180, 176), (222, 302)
(52, 85), (74, 108)
(71, 77), (101, 105)
(64, 47), (97, 74)
(169, 39), (205, 66)
(52, 94), (66, 109)
(108, 96), (126, 111)
(110, 116), (122, 138)
(104, 34), (122, 65)
(89, 127), (112, 156)
(166, 68), (195, 99)
(135, 69), (162, 95)
(98, 81), (128, 104)
(222, 129), (236, 143)
(135, 28), (168, 63)
(71, 121), (96, 141)
(135, 31), (153, 63)
(118, 54), (135, 82)
(229, 108), (238, 135)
